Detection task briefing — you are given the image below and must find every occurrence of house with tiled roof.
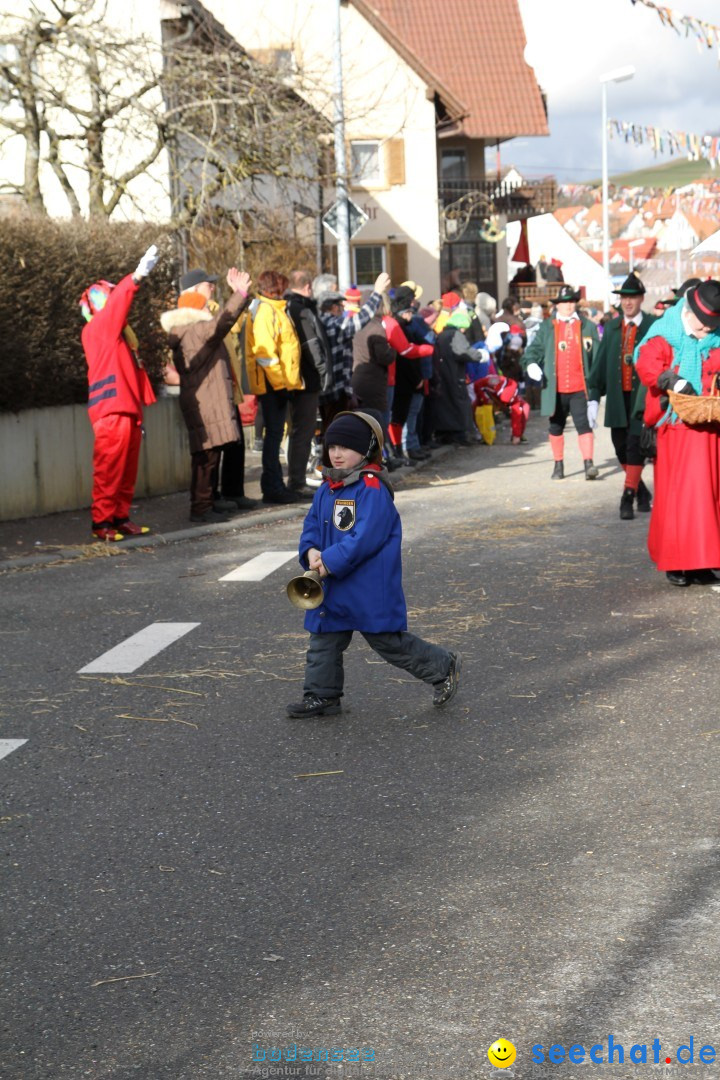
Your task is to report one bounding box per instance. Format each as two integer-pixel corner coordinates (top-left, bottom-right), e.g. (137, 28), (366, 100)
(655, 209), (720, 252)
(553, 206), (588, 235)
(232, 0), (550, 295)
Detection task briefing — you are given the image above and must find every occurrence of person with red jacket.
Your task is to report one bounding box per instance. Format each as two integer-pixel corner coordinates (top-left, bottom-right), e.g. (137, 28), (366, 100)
(635, 280), (720, 587)
(79, 245), (159, 541)
(383, 286), (434, 463)
(473, 374), (530, 443)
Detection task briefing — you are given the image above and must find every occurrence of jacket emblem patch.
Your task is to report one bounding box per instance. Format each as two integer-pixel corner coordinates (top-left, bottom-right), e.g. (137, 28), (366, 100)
(333, 500), (356, 531)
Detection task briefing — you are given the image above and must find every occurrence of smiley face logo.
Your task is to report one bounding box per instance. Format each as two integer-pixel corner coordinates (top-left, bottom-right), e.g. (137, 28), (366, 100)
(487, 1039), (516, 1069)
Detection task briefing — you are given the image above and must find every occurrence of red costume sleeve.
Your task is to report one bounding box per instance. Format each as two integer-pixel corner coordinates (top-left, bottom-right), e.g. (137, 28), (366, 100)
(96, 274), (139, 340)
(636, 336), (674, 426)
(384, 317), (434, 359)
(635, 335), (674, 387)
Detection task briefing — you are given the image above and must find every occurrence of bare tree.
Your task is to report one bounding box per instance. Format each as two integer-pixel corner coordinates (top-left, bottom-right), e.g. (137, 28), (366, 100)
(0, 0), (328, 232)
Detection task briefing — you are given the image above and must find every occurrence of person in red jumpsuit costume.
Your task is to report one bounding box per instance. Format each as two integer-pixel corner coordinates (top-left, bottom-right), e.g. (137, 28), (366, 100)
(79, 245), (159, 541)
(473, 374), (530, 444)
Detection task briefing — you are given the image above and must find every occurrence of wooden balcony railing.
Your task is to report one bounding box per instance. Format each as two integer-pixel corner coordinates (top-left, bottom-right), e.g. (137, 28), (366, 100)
(439, 177), (557, 221)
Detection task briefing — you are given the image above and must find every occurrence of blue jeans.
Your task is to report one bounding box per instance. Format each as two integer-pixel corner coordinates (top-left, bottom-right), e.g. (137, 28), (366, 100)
(404, 391), (424, 451)
(260, 388), (289, 497)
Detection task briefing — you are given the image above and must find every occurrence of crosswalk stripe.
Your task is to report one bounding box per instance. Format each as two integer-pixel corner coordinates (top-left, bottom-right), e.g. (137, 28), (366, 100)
(0, 739), (27, 762)
(78, 622), (200, 674)
(219, 551), (297, 582)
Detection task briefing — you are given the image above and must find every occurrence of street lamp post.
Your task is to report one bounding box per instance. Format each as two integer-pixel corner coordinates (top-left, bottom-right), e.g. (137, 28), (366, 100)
(628, 237), (644, 274)
(600, 65), (635, 311)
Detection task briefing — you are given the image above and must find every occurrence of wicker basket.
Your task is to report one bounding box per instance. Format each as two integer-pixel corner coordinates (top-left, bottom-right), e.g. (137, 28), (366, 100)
(668, 374), (720, 424)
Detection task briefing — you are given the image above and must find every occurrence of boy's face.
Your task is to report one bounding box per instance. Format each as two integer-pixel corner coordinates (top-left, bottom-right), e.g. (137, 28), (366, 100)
(328, 444), (366, 470)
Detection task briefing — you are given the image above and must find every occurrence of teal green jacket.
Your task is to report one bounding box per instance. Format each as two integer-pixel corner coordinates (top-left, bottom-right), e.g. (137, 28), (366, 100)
(587, 312), (657, 432)
(521, 315), (599, 416)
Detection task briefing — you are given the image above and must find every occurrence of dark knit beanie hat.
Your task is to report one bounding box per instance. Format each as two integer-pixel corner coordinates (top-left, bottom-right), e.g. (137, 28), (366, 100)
(324, 413), (373, 456)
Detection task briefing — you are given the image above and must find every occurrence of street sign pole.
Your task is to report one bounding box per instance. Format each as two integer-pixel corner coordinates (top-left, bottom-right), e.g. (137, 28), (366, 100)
(333, 0), (351, 291)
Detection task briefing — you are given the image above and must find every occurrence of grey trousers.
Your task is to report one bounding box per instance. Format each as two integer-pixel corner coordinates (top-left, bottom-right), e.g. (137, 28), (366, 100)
(287, 389), (320, 490)
(303, 630), (452, 699)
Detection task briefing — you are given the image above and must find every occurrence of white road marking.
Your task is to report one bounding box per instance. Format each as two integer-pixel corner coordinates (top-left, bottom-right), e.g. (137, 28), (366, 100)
(219, 551), (297, 582)
(0, 739), (27, 762)
(78, 622), (200, 673)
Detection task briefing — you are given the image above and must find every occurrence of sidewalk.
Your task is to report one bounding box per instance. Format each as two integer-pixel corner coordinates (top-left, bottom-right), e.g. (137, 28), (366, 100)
(0, 442), (456, 571)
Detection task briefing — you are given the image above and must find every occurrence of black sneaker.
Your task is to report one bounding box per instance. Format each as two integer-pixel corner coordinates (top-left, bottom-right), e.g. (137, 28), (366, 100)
(551, 460), (564, 480)
(666, 570), (689, 587)
(584, 459), (599, 480)
(619, 488), (635, 520)
(286, 694), (342, 718)
(433, 652), (462, 707)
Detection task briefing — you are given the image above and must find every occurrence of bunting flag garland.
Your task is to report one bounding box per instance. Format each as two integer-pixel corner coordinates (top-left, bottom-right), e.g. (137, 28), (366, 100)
(630, 0), (720, 58)
(608, 118), (720, 167)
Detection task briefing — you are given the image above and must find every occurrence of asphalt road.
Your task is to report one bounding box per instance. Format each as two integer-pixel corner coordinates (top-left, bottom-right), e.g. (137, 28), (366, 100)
(3, 418), (720, 1080)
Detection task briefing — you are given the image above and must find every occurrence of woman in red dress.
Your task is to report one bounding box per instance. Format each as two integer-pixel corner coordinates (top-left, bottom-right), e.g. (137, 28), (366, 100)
(635, 281), (720, 586)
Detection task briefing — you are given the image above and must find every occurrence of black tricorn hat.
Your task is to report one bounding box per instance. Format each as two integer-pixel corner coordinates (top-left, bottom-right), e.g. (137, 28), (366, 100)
(554, 285), (581, 304)
(612, 272), (646, 296)
(686, 280), (720, 330)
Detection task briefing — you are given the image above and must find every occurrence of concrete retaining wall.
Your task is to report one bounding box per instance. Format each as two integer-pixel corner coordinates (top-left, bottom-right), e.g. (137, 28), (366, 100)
(0, 397), (192, 521)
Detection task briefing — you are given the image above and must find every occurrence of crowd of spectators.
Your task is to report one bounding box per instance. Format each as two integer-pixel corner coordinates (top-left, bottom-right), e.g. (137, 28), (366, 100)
(159, 268), (567, 521)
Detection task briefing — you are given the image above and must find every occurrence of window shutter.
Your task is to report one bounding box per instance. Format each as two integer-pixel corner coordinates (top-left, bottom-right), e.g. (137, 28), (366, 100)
(389, 243), (408, 285)
(385, 138), (405, 186)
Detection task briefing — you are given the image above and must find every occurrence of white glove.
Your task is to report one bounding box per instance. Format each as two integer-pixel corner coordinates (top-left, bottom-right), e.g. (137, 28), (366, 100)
(587, 399), (599, 429)
(526, 362), (543, 382)
(134, 244), (159, 279)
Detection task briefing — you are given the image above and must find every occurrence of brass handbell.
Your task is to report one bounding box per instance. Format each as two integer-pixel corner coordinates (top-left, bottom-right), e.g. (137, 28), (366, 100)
(286, 569), (324, 610)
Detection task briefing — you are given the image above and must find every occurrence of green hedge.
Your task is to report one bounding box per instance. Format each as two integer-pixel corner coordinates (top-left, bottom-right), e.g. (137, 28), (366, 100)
(0, 216), (178, 413)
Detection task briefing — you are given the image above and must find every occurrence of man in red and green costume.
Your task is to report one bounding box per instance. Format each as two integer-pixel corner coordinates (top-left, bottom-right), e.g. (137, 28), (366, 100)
(521, 285), (600, 479)
(587, 272), (657, 519)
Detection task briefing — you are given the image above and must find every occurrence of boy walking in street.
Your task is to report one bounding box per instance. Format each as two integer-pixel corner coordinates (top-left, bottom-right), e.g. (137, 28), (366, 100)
(287, 411), (461, 718)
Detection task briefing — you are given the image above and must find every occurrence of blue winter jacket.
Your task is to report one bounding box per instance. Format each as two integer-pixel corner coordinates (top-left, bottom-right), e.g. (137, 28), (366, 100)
(298, 473), (407, 633)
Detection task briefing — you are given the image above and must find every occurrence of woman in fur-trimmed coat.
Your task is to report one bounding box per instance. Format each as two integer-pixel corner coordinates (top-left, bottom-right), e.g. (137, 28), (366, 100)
(160, 267), (252, 521)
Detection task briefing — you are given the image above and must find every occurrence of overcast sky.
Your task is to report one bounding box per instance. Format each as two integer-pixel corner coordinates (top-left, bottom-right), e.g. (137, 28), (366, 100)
(498, 0), (720, 182)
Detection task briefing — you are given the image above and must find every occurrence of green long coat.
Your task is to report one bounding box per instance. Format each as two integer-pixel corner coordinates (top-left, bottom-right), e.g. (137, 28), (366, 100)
(521, 315), (599, 416)
(587, 312), (656, 433)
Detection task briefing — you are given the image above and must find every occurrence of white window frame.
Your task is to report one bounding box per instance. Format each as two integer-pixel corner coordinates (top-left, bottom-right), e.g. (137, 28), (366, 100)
(352, 244), (386, 286)
(350, 140), (383, 187)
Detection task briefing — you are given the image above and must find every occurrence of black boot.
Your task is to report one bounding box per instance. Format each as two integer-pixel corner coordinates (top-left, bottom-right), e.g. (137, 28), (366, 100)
(666, 570), (689, 587)
(619, 488), (635, 520)
(551, 460), (564, 480)
(286, 693), (342, 718)
(636, 478), (652, 512)
(584, 459), (599, 480)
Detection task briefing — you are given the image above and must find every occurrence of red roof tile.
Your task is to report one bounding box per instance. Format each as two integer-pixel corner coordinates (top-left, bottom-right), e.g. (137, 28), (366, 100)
(351, 0), (548, 140)
(554, 206), (586, 226)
